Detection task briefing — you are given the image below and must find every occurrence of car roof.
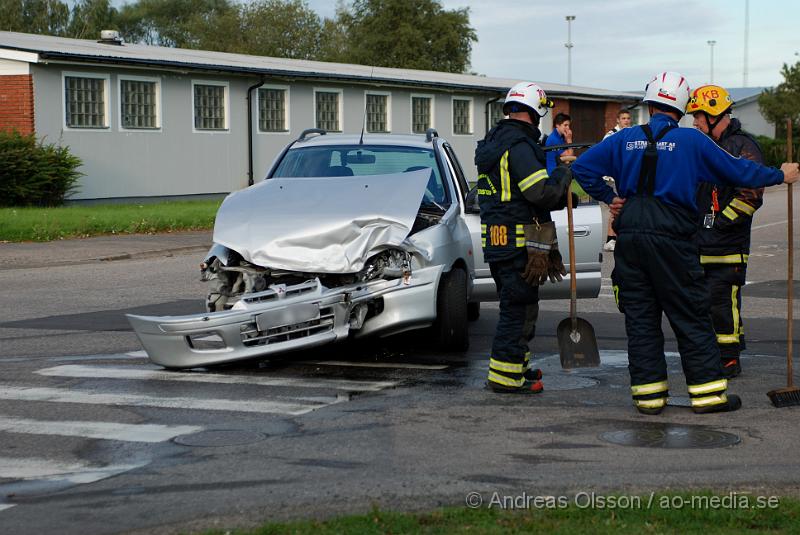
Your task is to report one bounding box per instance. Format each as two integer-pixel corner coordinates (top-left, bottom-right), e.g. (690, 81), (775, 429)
(291, 133), (439, 149)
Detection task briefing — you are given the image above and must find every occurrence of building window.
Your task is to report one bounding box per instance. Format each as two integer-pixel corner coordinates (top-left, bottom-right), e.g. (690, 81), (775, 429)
(315, 90), (341, 132)
(489, 100), (505, 127)
(120, 79), (158, 129)
(366, 93), (389, 133)
(412, 95), (432, 134)
(258, 87), (288, 132)
(453, 98), (472, 135)
(65, 76), (107, 128)
(193, 83), (227, 130)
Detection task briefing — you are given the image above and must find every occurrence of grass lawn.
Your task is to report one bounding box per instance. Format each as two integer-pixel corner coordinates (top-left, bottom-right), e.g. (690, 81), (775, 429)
(0, 200), (221, 242)
(205, 492), (798, 534)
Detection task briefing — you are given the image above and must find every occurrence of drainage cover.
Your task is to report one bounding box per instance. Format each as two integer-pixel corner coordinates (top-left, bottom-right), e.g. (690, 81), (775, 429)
(599, 423), (740, 449)
(173, 429), (267, 447)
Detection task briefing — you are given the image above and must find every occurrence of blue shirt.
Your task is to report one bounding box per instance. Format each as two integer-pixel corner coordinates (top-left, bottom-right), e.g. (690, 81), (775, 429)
(544, 129), (566, 175)
(571, 114), (784, 211)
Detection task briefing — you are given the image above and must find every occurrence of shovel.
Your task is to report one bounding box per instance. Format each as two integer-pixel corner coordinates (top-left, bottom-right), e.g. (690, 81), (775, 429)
(557, 180), (600, 369)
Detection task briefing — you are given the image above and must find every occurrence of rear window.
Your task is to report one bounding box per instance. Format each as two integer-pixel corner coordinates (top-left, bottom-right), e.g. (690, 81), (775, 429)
(272, 145), (449, 204)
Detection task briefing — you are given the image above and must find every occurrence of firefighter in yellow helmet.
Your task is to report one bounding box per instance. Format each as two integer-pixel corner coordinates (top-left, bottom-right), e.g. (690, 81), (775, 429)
(687, 85), (765, 379)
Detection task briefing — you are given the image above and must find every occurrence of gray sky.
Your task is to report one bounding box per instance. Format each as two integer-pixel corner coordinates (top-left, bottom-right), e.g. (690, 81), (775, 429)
(305, 0), (799, 91)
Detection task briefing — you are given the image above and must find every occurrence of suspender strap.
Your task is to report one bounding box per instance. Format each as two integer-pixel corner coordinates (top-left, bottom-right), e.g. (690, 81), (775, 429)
(637, 124), (678, 195)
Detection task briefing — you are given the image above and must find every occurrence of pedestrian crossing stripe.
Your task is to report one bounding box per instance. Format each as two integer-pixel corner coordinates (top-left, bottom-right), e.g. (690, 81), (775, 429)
(0, 417), (202, 443)
(36, 365), (399, 392)
(0, 457), (143, 482)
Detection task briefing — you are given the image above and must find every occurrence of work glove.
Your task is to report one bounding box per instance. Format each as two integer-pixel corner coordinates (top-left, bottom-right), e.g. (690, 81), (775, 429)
(521, 221), (557, 285)
(543, 240), (567, 284)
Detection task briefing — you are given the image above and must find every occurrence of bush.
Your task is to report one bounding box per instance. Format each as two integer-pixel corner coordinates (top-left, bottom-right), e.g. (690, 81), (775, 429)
(755, 135), (800, 168)
(0, 130), (83, 206)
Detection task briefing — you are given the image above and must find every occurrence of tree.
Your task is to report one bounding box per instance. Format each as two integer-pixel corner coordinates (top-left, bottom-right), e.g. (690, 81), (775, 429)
(67, 0), (118, 39)
(0, 0), (71, 36)
(758, 61), (800, 134)
(333, 0), (477, 73)
(239, 0), (323, 59)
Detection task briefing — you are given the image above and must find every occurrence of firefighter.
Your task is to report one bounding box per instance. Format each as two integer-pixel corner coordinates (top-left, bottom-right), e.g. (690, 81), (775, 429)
(687, 85), (764, 378)
(475, 81), (574, 394)
(570, 71), (800, 414)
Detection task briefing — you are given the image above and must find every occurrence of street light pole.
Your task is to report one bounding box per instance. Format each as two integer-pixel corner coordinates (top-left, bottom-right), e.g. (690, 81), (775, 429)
(707, 40), (717, 83)
(565, 15), (575, 85)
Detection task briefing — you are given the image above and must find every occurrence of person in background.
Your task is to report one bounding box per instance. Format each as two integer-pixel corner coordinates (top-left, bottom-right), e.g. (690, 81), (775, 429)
(602, 109), (634, 252)
(686, 84), (765, 379)
(545, 113), (574, 175)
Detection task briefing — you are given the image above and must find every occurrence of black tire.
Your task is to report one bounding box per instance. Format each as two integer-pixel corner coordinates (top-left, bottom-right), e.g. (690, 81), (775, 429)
(432, 268), (469, 352)
(467, 301), (480, 321)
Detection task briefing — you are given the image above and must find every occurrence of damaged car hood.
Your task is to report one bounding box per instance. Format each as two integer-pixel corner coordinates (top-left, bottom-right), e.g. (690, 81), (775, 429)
(213, 169), (431, 273)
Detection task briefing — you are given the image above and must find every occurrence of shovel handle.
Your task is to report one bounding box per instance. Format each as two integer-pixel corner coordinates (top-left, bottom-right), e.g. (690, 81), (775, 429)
(567, 178), (578, 330)
(788, 119), (794, 388)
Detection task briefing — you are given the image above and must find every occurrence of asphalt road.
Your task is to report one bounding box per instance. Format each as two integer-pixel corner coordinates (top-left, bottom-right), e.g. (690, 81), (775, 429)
(1, 187), (800, 534)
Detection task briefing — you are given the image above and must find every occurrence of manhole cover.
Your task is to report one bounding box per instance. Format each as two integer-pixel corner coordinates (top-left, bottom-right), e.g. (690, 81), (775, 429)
(599, 423), (740, 449)
(173, 429), (267, 447)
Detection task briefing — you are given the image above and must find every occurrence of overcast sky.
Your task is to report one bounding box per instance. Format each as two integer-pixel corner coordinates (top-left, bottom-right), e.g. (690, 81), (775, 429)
(304, 0), (799, 91)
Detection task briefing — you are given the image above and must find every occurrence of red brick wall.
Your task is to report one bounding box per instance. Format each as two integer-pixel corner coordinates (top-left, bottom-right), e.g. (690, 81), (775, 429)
(604, 102), (622, 133)
(552, 98), (570, 119)
(0, 75), (35, 135)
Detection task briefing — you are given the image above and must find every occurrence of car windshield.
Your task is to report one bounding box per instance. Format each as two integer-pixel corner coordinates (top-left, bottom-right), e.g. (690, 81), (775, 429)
(272, 145), (449, 205)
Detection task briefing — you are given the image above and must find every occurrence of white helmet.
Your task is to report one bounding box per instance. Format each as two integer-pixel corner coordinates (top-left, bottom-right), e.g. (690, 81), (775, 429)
(643, 71), (691, 115)
(503, 82), (554, 118)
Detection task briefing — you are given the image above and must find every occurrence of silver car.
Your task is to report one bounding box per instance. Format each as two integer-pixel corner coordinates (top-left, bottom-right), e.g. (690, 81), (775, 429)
(127, 129), (602, 369)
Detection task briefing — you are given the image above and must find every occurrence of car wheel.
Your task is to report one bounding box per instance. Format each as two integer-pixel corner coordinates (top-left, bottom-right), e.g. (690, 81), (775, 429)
(432, 268), (469, 352)
(467, 302), (480, 321)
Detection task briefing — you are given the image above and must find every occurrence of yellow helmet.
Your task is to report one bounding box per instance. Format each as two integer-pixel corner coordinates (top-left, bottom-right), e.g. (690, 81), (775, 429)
(686, 85), (733, 116)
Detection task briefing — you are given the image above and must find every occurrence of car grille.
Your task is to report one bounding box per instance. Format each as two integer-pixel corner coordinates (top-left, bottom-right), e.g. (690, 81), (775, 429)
(242, 280), (317, 305)
(240, 306), (335, 347)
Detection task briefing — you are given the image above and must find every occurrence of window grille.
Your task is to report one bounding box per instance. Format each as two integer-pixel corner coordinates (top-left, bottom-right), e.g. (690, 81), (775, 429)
(412, 96), (431, 133)
(258, 88), (287, 132)
(65, 76), (106, 128)
(121, 80), (157, 129)
(453, 98), (472, 135)
(194, 84), (226, 130)
(366, 93), (388, 132)
(315, 91), (340, 131)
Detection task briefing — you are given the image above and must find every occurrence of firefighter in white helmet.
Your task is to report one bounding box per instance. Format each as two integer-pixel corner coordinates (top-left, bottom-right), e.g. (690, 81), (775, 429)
(570, 72), (800, 414)
(474, 81), (575, 394)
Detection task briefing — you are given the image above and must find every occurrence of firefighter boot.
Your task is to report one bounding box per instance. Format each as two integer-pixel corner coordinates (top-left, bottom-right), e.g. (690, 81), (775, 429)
(692, 394), (742, 414)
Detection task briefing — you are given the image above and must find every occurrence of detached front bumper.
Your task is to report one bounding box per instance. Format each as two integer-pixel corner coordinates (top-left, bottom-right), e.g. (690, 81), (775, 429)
(127, 265), (442, 369)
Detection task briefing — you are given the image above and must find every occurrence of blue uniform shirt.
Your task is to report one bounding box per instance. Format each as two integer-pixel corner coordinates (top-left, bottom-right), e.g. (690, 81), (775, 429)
(571, 113), (784, 211)
(544, 129), (566, 176)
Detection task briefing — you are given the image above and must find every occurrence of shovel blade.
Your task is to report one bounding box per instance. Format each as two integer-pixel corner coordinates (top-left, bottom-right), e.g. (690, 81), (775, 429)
(557, 317), (600, 369)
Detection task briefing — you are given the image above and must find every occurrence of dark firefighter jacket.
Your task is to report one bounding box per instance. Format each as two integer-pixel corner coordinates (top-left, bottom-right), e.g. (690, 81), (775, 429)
(474, 119), (570, 262)
(695, 118), (765, 264)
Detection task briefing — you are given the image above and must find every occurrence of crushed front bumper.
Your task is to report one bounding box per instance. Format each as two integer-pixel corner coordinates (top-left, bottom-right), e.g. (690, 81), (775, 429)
(126, 265), (442, 369)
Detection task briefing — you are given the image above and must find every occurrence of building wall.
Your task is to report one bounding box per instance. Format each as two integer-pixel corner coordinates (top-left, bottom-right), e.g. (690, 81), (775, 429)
(734, 100), (775, 138)
(0, 62), (35, 135)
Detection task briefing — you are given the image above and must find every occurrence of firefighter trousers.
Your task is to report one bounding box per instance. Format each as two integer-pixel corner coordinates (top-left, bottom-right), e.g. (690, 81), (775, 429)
(703, 263), (746, 360)
(487, 253), (539, 388)
(612, 231), (728, 411)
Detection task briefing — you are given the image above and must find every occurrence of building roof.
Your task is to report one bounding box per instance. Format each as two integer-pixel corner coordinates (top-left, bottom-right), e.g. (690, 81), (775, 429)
(0, 31), (641, 102)
(726, 86), (769, 106)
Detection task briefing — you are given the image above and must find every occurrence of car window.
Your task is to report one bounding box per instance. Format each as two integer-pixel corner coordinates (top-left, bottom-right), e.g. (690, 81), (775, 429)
(272, 145), (449, 205)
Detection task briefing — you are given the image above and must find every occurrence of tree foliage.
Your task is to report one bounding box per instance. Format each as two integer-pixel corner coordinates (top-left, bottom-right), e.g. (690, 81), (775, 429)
(758, 61), (800, 132)
(0, 0), (476, 73)
(334, 0), (477, 73)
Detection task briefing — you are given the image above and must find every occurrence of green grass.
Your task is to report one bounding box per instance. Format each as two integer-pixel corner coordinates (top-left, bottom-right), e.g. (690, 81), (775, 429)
(0, 200), (222, 242)
(204, 493), (800, 534)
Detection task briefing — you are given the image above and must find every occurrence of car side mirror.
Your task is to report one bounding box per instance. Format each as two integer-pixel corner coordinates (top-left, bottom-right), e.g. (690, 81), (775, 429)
(465, 186), (480, 214)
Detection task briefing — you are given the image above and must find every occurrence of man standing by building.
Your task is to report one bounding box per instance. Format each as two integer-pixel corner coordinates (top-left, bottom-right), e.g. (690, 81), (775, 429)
(687, 85), (765, 379)
(570, 71), (800, 414)
(475, 82), (573, 394)
(545, 113), (574, 175)
(602, 109), (634, 252)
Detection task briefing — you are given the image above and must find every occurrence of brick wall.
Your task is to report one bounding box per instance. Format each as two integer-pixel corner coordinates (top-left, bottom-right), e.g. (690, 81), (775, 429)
(0, 75), (35, 135)
(604, 102), (622, 133)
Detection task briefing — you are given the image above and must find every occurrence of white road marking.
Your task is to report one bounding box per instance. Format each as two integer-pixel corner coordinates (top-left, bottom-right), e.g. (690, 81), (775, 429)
(302, 360), (449, 370)
(0, 417), (202, 443)
(0, 504), (17, 512)
(0, 386), (339, 415)
(36, 365), (398, 392)
(752, 219), (800, 231)
(0, 457), (143, 482)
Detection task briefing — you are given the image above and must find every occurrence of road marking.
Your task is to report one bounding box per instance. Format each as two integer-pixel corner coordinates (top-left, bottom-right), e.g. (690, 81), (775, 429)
(36, 365), (399, 392)
(302, 360), (449, 370)
(0, 386), (340, 416)
(0, 504), (17, 512)
(0, 457), (143, 482)
(0, 417), (202, 443)
(752, 218), (800, 231)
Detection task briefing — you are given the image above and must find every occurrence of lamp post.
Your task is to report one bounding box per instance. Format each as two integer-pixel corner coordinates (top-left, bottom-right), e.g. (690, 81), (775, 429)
(708, 40), (717, 83)
(565, 15), (575, 85)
